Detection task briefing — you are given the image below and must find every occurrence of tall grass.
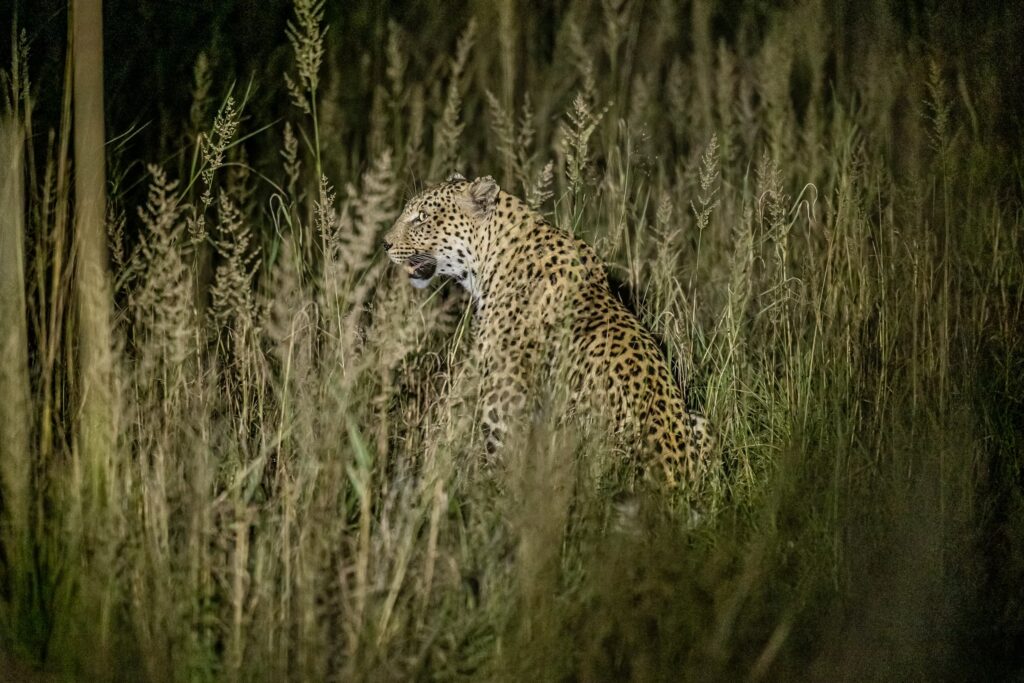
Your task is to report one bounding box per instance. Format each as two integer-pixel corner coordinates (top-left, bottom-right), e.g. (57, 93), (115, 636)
(2, 0), (1023, 680)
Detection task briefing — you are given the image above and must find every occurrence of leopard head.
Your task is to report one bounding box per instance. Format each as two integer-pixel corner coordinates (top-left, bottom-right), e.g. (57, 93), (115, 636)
(383, 174), (499, 289)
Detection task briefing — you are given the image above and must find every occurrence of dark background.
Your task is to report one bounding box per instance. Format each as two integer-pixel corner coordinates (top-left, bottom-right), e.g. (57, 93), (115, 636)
(4, 0), (1022, 180)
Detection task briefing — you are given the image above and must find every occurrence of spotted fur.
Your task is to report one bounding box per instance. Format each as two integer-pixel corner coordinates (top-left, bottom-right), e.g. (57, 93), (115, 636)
(383, 175), (712, 487)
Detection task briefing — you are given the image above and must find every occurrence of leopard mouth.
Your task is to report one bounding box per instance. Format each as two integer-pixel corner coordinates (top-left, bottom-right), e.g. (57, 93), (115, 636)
(404, 254), (437, 288)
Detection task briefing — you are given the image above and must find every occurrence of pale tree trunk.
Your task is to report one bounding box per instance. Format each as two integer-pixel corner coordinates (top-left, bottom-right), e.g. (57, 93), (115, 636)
(0, 121), (32, 628)
(72, 0), (116, 540)
(72, 0), (119, 668)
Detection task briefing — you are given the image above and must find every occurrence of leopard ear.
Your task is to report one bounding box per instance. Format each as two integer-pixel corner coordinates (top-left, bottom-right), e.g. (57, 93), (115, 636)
(465, 175), (499, 216)
(446, 172), (466, 182)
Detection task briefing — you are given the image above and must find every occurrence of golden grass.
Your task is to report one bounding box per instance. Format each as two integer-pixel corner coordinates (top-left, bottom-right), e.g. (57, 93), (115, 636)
(1, 0), (1023, 680)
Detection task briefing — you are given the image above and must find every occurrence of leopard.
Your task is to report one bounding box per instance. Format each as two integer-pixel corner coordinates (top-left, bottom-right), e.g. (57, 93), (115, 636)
(383, 174), (712, 488)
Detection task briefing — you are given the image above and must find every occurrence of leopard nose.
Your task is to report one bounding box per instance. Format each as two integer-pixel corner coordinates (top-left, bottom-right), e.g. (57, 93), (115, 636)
(382, 240), (393, 252)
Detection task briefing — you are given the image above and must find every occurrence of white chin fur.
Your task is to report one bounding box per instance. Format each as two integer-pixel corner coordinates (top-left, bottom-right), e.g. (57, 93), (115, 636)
(410, 276), (431, 289)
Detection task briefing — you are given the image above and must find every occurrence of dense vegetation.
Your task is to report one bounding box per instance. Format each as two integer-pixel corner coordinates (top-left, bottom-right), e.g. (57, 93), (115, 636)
(1, 0), (1022, 679)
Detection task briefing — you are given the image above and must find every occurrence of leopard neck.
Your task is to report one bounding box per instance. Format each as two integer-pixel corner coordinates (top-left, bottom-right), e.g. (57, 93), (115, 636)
(467, 191), (535, 310)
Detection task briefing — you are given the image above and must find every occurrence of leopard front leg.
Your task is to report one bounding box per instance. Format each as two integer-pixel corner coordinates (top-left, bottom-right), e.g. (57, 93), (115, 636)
(478, 359), (530, 456)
